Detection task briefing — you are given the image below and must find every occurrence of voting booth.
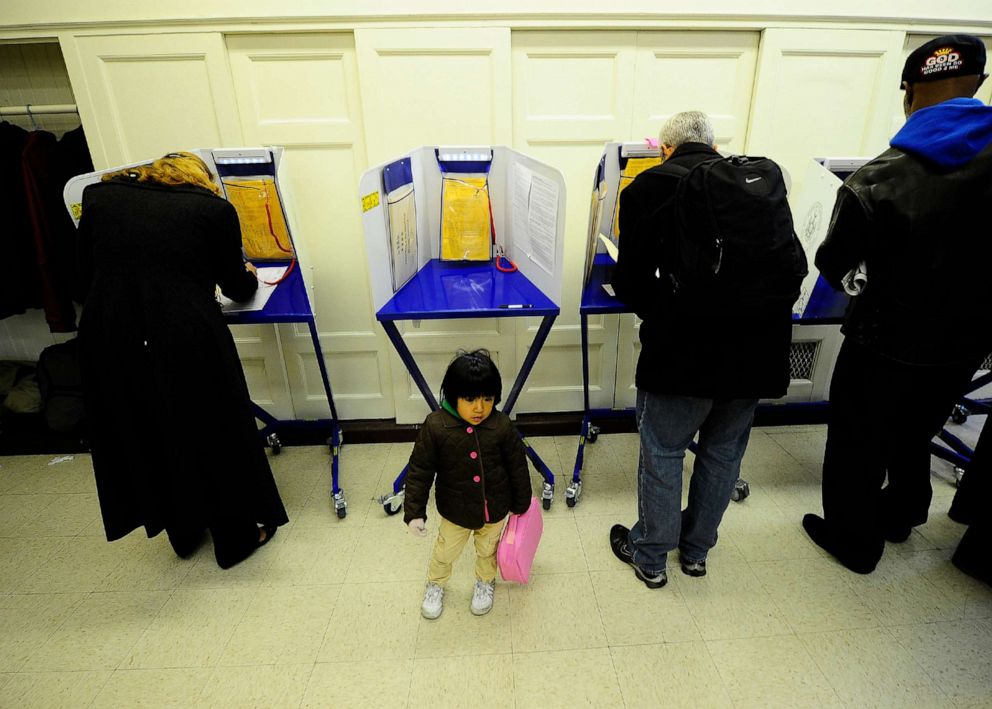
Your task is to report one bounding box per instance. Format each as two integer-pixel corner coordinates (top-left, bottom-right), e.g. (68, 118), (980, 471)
(360, 145), (566, 314)
(64, 147), (350, 519)
(359, 145), (567, 513)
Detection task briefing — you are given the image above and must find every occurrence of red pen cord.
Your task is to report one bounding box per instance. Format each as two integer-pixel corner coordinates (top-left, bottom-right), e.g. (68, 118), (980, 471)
(487, 188), (517, 273)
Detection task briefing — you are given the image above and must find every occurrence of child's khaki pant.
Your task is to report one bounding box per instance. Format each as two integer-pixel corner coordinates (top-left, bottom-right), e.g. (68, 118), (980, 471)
(428, 516), (505, 586)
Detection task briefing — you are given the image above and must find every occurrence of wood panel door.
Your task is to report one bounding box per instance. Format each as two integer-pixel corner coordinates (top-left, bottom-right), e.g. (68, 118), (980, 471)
(356, 28), (514, 423)
(615, 31), (760, 409)
(66, 31), (297, 418)
(511, 31), (637, 413)
(227, 32), (392, 420)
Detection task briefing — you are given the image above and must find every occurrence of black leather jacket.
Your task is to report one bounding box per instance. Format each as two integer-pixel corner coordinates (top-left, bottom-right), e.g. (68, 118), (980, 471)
(816, 143), (992, 366)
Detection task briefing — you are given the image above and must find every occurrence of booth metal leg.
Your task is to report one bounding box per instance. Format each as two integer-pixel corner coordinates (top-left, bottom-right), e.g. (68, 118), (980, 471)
(377, 315), (559, 515)
(502, 315), (556, 415)
(519, 430), (555, 510)
(307, 318), (346, 518)
(251, 402), (283, 454)
(380, 320), (439, 410)
(568, 313), (593, 508)
(377, 464), (408, 516)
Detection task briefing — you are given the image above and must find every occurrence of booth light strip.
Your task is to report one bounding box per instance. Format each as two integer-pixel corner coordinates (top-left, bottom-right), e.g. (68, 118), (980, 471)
(438, 152), (492, 162)
(214, 156), (271, 165)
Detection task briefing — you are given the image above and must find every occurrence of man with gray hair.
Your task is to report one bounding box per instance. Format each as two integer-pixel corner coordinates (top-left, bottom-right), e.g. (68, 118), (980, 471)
(609, 110), (802, 587)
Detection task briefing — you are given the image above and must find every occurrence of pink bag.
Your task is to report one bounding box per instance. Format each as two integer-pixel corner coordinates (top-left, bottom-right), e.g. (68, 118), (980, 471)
(497, 497), (543, 584)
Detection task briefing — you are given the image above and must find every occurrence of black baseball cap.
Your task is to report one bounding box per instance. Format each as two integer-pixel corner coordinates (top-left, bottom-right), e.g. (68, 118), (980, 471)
(901, 34), (987, 87)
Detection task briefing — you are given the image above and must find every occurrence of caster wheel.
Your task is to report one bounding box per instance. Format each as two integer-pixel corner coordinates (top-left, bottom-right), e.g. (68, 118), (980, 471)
(951, 405), (968, 425)
(585, 425), (600, 443)
(336, 507), (347, 519)
(267, 433), (282, 455)
(954, 467), (965, 487)
(542, 498), (551, 511)
(383, 502), (402, 516)
(566, 496), (576, 508)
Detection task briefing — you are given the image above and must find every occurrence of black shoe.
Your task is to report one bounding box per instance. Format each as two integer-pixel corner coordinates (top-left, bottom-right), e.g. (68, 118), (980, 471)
(802, 514), (877, 575)
(952, 527), (992, 587)
(680, 558), (707, 577)
(166, 526), (206, 559)
(258, 523), (277, 547)
(884, 525), (912, 544)
(216, 523), (278, 570)
(610, 524), (667, 589)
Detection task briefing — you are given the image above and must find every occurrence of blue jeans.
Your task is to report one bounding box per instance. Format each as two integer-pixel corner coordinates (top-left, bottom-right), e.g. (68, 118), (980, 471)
(628, 390), (758, 573)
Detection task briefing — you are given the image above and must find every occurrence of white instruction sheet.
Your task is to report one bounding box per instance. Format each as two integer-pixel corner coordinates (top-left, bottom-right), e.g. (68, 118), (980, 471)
(219, 266), (288, 313)
(789, 160), (842, 316)
(511, 163), (558, 276)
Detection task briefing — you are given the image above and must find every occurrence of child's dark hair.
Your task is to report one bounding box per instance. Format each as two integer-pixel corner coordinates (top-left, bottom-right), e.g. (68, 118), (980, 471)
(440, 349), (502, 405)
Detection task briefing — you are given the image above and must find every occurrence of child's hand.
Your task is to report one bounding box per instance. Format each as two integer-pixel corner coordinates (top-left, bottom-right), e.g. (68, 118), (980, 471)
(408, 518), (427, 536)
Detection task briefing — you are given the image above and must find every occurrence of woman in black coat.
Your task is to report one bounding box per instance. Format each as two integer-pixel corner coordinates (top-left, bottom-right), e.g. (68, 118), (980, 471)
(77, 151), (288, 569)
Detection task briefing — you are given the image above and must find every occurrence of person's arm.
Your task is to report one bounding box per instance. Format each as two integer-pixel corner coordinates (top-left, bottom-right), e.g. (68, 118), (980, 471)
(611, 179), (669, 320)
(212, 201), (258, 303)
(503, 423), (533, 515)
(403, 421), (438, 525)
(816, 185), (870, 292)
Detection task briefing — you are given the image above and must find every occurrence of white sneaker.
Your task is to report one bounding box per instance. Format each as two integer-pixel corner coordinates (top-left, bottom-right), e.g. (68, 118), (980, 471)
(470, 580), (495, 616)
(421, 582), (444, 619)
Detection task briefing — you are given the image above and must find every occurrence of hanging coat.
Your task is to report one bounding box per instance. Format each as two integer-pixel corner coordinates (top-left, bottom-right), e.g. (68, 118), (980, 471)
(0, 121), (40, 318)
(76, 178), (288, 542)
(22, 129), (90, 332)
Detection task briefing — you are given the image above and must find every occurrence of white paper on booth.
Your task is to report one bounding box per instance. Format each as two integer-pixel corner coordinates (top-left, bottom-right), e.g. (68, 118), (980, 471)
(219, 266), (288, 313)
(387, 184), (418, 291)
(598, 233), (619, 262)
(511, 163), (533, 259)
(789, 160), (842, 316)
(526, 173), (558, 276)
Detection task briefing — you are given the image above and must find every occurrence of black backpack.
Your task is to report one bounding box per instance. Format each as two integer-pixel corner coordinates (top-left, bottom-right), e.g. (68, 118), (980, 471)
(660, 155), (807, 309)
(37, 338), (85, 433)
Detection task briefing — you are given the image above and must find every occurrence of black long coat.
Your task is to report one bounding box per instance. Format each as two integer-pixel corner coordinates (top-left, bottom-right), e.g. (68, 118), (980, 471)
(77, 179), (288, 542)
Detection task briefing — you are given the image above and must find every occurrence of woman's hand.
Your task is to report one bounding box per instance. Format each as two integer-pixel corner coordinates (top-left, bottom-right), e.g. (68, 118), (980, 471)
(244, 261), (258, 275)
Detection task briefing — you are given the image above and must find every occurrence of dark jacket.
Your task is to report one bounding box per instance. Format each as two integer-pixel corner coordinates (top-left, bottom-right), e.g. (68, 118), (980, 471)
(612, 142), (795, 399)
(77, 179), (288, 541)
(404, 408), (532, 530)
(817, 98), (992, 367)
(21, 127), (95, 332)
(0, 121), (38, 319)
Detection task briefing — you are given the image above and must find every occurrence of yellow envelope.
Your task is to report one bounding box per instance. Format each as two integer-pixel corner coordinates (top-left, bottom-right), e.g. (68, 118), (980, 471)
(440, 176), (491, 261)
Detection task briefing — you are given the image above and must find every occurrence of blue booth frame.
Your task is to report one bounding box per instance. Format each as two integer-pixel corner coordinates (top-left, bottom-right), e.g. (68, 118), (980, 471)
(224, 261), (347, 517)
(375, 259), (561, 515)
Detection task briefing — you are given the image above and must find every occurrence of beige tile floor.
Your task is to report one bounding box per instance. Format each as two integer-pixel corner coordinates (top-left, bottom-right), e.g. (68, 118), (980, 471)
(1, 421), (991, 708)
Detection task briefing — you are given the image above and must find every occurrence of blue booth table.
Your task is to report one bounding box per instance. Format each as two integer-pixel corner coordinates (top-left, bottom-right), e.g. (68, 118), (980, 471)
(376, 259), (560, 514)
(224, 260), (347, 518)
(570, 253), (850, 506)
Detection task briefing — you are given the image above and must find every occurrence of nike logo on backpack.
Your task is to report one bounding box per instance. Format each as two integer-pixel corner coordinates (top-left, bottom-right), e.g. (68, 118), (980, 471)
(745, 177), (762, 183)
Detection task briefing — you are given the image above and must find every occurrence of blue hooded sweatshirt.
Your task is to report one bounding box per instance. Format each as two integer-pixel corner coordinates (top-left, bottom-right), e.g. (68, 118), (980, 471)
(890, 97), (992, 170)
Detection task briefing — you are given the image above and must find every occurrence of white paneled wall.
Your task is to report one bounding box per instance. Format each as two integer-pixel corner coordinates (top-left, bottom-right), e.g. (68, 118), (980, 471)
(2, 13), (990, 418)
(0, 42), (77, 137)
(356, 27), (517, 423)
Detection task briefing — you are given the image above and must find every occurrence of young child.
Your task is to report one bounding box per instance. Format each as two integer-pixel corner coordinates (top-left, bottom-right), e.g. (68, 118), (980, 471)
(405, 349), (533, 619)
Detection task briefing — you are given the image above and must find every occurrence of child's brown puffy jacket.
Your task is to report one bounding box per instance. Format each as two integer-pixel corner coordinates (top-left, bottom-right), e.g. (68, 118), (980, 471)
(404, 409), (532, 529)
